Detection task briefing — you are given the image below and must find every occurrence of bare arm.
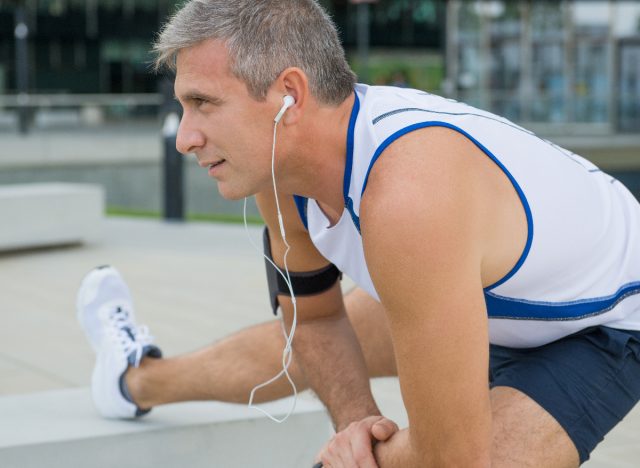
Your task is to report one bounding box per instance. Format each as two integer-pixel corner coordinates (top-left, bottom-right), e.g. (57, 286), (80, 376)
(256, 191), (380, 430)
(361, 127), (494, 467)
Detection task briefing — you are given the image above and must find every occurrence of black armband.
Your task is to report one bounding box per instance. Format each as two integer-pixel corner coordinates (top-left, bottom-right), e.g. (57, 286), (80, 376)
(263, 227), (342, 315)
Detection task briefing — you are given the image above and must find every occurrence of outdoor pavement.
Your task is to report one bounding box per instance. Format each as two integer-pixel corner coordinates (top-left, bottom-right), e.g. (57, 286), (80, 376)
(1, 216), (639, 467)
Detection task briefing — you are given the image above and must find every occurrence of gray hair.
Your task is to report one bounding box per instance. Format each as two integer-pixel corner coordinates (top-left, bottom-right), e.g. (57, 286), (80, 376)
(154, 0), (356, 105)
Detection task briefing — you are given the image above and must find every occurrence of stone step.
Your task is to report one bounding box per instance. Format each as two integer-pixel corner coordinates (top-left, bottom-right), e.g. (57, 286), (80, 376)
(0, 183), (104, 251)
(0, 388), (331, 468)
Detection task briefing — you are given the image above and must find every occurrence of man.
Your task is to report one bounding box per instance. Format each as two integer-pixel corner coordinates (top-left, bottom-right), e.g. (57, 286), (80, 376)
(77, 1), (640, 466)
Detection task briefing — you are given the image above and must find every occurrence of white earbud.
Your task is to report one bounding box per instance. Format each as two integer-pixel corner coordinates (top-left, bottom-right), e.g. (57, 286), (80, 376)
(274, 95), (295, 123)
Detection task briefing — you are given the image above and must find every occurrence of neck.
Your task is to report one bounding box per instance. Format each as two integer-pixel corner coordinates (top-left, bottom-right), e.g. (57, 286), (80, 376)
(279, 92), (356, 219)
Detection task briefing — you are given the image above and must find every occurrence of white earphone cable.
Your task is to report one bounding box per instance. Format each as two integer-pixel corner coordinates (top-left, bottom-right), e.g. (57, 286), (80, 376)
(243, 118), (298, 424)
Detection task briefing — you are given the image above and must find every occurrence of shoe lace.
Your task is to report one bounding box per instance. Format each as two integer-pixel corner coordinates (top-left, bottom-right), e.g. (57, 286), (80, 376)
(107, 306), (154, 367)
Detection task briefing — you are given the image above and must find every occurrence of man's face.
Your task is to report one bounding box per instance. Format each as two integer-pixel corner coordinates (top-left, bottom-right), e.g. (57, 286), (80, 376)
(174, 39), (275, 200)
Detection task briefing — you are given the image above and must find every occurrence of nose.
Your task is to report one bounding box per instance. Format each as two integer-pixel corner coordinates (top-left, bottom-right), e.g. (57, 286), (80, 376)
(176, 114), (205, 155)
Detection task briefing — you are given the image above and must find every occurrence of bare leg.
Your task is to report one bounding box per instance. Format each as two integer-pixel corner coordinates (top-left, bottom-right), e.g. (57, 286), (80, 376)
(128, 287), (582, 465)
(127, 286), (397, 408)
(491, 386), (580, 467)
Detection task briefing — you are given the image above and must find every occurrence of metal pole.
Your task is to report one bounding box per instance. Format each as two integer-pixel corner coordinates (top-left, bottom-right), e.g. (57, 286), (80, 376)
(356, 3), (370, 83)
(607, 0), (617, 133)
(478, 5), (492, 111)
(14, 3), (29, 134)
(444, 0), (459, 98)
(161, 75), (184, 221)
(162, 112), (184, 221)
(520, 0), (533, 122)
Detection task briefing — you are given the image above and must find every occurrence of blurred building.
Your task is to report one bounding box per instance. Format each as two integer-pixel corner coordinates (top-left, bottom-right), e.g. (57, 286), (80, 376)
(0, 0), (444, 129)
(1, 0), (639, 215)
(0, 0), (172, 94)
(0, 0), (638, 135)
(0, 0), (441, 95)
(445, 1), (640, 134)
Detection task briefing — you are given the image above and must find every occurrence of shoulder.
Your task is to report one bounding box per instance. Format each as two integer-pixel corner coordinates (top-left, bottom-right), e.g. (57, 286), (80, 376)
(359, 126), (489, 277)
(361, 125), (487, 220)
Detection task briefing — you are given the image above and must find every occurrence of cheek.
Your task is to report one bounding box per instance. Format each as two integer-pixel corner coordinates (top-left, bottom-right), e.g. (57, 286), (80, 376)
(216, 109), (273, 160)
(239, 127), (273, 158)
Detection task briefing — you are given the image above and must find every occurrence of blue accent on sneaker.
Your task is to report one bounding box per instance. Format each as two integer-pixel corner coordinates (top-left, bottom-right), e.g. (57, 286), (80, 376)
(119, 344), (163, 417)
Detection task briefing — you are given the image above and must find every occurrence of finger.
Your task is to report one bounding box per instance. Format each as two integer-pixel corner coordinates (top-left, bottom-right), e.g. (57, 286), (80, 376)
(332, 431), (358, 468)
(370, 418), (400, 441)
(348, 423), (379, 468)
(317, 435), (342, 468)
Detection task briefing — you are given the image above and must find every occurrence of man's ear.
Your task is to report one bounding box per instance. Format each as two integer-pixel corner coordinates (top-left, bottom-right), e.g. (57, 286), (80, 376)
(271, 67), (309, 124)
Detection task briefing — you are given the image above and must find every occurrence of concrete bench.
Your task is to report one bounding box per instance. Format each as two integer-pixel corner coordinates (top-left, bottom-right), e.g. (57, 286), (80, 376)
(0, 388), (331, 468)
(0, 183), (104, 251)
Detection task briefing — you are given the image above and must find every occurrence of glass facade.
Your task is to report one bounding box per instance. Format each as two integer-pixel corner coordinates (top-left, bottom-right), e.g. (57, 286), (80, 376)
(619, 39), (640, 132)
(0, 0), (175, 95)
(448, 0), (640, 133)
(332, 0), (442, 49)
(0, 0), (443, 95)
(1, 0), (638, 133)
(0, 0), (445, 131)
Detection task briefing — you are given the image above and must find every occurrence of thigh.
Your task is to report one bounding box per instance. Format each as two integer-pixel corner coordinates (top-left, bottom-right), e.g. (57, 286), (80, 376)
(490, 386), (579, 468)
(344, 287), (397, 377)
(489, 326), (640, 466)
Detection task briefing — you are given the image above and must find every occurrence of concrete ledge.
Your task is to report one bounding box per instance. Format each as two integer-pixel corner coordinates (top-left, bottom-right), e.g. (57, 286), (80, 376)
(0, 183), (104, 251)
(0, 388), (331, 468)
(0, 126), (161, 169)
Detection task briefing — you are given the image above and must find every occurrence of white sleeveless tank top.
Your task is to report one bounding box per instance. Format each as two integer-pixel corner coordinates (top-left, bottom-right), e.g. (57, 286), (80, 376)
(294, 84), (640, 348)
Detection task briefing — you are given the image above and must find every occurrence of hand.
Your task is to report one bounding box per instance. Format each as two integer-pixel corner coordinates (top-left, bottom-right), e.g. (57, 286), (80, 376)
(314, 415), (399, 468)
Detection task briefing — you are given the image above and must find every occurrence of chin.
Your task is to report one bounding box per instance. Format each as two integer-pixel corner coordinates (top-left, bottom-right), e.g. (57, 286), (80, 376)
(216, 183), (254, 201)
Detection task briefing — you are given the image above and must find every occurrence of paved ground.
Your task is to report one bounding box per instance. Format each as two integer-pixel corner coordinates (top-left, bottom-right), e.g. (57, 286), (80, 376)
(1, 217), (639, 466)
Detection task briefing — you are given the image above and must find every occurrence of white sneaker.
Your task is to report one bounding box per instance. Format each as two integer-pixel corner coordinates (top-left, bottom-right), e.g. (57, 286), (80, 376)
(77, 265), (162, 419)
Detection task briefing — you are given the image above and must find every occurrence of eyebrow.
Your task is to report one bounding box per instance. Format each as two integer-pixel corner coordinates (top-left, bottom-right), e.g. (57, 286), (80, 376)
(174, 91), (224, 106)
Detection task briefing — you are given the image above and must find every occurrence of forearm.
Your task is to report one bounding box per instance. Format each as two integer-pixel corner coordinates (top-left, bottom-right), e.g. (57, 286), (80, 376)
(293, 311), (380, 430)
(375, 427), (491, 468)
(374, 428), (416, 467)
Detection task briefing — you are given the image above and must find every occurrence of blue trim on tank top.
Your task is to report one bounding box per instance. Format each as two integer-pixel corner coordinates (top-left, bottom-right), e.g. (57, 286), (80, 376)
(343, 92), (361, 200)
(293, 195), (309, 230)
(343, 92), (361, 231)
(358, 121), (534, 292)
(292, 90), (360, 231)
(485, 282), (640, 320)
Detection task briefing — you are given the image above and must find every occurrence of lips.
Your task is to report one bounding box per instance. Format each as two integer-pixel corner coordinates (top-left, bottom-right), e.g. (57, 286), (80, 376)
(206, 159), (226, 177)
(198, 158), (225, 169)
(208, 160), (225, 169)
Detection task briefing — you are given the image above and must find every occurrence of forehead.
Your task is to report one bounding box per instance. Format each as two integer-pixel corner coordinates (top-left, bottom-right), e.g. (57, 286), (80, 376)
(174, 39), (238, 95)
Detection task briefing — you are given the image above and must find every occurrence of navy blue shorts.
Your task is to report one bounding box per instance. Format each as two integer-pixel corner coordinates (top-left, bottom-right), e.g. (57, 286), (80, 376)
(489, 326), (640, 464)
